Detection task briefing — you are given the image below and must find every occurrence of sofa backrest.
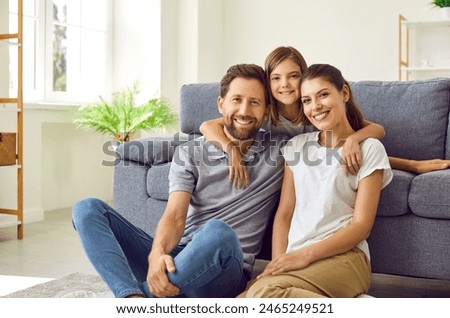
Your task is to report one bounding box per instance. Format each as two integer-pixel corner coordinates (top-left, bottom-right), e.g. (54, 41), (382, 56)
(351, 78), (450, 161)
(179, 79), (450, 160)
(180, 83), (221, 135)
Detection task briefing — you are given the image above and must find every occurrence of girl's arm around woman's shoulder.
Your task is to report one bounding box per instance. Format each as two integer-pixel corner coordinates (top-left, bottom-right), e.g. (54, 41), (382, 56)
(342, 120), (385, 175)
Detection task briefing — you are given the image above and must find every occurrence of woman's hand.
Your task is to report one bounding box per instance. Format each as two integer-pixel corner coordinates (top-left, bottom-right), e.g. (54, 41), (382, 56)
(229, 146), (249, 188)
(341, 136), (362, 175)
(257, 250), (313, 279)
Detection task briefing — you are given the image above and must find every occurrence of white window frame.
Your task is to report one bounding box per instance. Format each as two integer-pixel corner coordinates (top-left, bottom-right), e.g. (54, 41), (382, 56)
(9, 0), (112, 105)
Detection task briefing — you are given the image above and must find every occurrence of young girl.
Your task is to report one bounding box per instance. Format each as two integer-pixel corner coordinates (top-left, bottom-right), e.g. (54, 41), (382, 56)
(200, 47), (385, 188)
(240, 64), (393, 298)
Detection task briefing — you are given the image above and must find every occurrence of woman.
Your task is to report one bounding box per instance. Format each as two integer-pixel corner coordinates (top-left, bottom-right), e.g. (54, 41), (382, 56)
(240, 64), (393, 298)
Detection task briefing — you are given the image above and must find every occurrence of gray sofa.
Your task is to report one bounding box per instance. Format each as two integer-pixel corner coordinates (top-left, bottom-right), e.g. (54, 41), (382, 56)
(114, 78), (450, 289)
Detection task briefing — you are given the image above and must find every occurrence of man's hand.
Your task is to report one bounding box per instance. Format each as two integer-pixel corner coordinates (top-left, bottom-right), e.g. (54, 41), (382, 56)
(147, 253), (180, 297)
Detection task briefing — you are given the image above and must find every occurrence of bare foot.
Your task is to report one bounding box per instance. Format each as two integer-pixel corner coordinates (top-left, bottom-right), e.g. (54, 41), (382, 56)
(412, 159), (450, 174)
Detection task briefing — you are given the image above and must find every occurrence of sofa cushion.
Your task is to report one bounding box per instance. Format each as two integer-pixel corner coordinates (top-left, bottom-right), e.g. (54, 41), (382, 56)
(180, 83), (221, 135)
(351, 79), (450, 161)
(118, 137), (189, 166)
(143, 198), (168, 236)
(409, 170), (450, 220)
(147, 163), (171, 201)
(376, 169), (414, 217)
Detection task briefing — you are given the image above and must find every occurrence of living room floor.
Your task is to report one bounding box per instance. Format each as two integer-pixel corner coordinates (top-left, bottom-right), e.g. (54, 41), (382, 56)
(0, 208), (97, 279)
(1, 208), (450, 298)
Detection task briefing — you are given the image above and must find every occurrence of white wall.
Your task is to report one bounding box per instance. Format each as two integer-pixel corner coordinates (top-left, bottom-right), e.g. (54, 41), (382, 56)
(41, 121), (115, 212)
(161, 0), (444, 105)
(112, 0), (161, 98)
(219, 0), (443, 82)
(160, 0), (226, 106)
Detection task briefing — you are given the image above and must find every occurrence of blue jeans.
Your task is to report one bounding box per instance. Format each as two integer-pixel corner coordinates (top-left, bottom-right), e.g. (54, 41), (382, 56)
(72, 198), (248, 298)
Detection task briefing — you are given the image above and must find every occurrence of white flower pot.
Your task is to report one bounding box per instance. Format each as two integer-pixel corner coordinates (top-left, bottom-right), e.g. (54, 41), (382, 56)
(442, 7), (450, 20)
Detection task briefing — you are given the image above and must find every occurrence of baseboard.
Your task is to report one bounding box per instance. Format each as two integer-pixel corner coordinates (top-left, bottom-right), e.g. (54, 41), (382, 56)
(0, 207), (44, 228)
(369, 273), (450, 298)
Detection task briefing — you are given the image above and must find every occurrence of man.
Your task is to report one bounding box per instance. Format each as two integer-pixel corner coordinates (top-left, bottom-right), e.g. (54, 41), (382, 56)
(72, 64), (286, 298)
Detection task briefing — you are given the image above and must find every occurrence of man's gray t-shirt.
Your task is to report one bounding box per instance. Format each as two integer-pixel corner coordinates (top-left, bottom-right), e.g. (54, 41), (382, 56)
(169, 131), (287, 277)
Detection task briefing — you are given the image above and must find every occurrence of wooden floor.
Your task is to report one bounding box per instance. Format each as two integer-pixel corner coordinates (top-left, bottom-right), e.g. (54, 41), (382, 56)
(1, 208), (449, 298)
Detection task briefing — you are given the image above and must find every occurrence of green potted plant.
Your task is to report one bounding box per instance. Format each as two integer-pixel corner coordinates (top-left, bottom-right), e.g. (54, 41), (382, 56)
(432, 0), (450, 19)
(432, 0), (450, 7)
(73, 83), (178, 142)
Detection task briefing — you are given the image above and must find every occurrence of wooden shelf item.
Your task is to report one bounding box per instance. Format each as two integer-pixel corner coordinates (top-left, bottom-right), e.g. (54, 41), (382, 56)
(399, 15), (450, 81)
(0, 0), (23, 239)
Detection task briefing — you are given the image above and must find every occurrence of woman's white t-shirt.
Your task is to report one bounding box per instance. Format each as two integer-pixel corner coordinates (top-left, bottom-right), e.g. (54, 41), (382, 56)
(281, 131), (393, 260)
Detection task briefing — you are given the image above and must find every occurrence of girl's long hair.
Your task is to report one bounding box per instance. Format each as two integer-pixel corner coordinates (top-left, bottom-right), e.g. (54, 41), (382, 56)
(264, 46), (308, 126)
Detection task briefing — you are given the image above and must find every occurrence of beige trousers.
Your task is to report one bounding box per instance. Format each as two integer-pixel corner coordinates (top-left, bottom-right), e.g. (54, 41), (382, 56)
(240, 248), (371, 298)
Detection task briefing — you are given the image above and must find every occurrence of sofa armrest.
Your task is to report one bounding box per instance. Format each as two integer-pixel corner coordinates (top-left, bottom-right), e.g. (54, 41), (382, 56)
(113, 134), (194, 235)
(116, 135), (190, 166)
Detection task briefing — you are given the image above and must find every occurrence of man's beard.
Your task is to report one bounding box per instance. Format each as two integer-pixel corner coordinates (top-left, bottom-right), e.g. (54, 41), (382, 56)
(224, 116), (260, 141)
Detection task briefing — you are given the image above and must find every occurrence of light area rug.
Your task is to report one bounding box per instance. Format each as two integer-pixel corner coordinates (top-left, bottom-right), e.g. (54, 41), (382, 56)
(2, 271), (373, 298)
(2, 273), (113, 298)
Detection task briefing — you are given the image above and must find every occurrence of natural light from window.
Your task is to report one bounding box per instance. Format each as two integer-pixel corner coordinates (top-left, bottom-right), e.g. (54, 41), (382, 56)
(8, 0), (111, 105)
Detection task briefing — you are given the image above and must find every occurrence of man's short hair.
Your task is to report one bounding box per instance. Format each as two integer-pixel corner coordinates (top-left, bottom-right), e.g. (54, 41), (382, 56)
(219, 64), (270, 106)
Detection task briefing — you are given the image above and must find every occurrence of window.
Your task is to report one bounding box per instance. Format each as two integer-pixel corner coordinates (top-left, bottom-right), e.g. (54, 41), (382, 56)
(8, 0), (111, 104)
